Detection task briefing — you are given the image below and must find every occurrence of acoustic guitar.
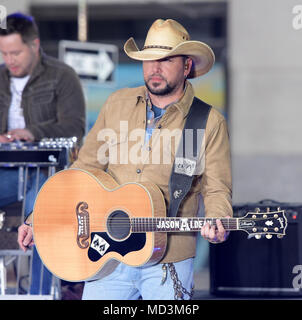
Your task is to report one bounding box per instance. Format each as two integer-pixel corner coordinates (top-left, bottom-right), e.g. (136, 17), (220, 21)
(33, 168), (287, 282)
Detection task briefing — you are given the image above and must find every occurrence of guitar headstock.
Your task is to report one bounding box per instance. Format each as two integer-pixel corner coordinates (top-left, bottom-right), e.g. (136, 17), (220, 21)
(238, 208), (287, 239)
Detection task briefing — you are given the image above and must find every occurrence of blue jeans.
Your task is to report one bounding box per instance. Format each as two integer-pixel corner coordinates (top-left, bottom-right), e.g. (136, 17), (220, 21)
(0, 167), (37, 214)
(0, 167), (52, 295)
(82, 258), (194, 300)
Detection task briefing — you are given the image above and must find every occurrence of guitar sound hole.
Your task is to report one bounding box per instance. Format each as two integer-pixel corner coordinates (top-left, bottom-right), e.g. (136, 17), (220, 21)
(107, 210), (131, 240)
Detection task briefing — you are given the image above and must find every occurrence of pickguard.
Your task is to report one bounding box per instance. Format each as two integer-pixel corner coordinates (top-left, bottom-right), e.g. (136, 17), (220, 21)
(88, 232), (146, 262)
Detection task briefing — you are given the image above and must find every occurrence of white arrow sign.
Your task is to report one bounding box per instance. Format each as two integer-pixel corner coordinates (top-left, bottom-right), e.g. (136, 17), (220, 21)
(59, 40), (118, 83)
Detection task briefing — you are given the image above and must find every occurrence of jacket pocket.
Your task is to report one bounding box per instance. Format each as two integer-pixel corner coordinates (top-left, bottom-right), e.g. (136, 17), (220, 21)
(28, 89), (57, 122)
(98, 132), (129, 166)
(32, 91), (54, 105)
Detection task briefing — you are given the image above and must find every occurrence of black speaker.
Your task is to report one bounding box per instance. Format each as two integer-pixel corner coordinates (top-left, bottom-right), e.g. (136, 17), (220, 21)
(210, 200), (302, 297)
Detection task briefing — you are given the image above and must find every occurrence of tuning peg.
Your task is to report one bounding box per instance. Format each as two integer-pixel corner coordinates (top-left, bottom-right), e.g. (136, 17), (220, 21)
(255, 234), (261, 239)
(265, 234), (272, 239)
(255, 208), (261, 213)
(277, 235), (284, 239)
(266, 207), (270, 212)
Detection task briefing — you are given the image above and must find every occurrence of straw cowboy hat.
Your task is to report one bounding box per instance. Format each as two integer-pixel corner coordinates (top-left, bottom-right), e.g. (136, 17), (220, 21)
(124, 19), (215, 78)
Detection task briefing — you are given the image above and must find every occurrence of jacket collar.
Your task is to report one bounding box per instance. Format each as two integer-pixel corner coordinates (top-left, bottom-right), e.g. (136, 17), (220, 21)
(137, 81), (195, 119)
(27, 49), (46, 84)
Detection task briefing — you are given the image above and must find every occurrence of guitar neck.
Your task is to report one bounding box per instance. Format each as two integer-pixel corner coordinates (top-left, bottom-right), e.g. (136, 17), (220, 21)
(131, 217), (238, 233)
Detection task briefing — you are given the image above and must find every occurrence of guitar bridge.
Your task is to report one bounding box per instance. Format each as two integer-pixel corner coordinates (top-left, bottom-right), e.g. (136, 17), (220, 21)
(76, 201), (90, 249)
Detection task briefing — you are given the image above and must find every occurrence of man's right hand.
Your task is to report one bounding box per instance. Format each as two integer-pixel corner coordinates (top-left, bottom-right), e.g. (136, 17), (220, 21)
(18, 224), (34, 252)
(0, 129), (35, 143)
(0, 134), (12, 143)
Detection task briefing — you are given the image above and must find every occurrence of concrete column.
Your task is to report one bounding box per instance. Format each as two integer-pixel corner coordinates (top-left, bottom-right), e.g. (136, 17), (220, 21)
(228, 0), (302, 203)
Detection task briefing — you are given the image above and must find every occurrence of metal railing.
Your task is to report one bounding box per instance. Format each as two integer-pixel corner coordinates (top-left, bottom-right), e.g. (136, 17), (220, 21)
(0, 138), (77, 300)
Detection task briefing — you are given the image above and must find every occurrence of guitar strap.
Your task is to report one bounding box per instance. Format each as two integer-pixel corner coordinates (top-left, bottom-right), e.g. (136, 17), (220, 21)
(167, 97), (212, 217)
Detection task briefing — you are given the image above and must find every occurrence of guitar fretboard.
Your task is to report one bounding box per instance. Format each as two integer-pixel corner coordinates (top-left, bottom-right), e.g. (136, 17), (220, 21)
(131, 217), (238, 233)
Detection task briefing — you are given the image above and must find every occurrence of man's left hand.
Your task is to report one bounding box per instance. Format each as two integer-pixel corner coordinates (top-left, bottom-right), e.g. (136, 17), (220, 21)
(201, 216), (230, 244)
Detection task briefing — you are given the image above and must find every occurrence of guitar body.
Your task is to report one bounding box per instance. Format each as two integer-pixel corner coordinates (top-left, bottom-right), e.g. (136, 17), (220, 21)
(33, 168), (167, 282)
(33, 168), (288, 282)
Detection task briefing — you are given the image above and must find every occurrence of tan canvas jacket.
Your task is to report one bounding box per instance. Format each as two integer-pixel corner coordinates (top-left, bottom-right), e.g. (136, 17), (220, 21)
(72, 81), (232, 263)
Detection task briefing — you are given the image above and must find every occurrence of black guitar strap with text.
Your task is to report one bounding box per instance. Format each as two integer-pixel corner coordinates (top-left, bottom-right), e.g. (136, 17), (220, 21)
(167, 97), (212, 217)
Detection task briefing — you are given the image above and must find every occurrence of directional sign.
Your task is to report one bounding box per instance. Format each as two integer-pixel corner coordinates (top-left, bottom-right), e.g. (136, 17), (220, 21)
(59, 40), (118, 84)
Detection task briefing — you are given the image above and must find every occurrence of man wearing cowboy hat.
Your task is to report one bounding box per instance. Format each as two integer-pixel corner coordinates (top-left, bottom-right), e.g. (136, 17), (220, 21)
(19, 19), (232, 300)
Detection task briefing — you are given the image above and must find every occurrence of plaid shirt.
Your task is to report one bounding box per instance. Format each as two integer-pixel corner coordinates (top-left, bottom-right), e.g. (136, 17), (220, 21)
(144, 85), (188, 144)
